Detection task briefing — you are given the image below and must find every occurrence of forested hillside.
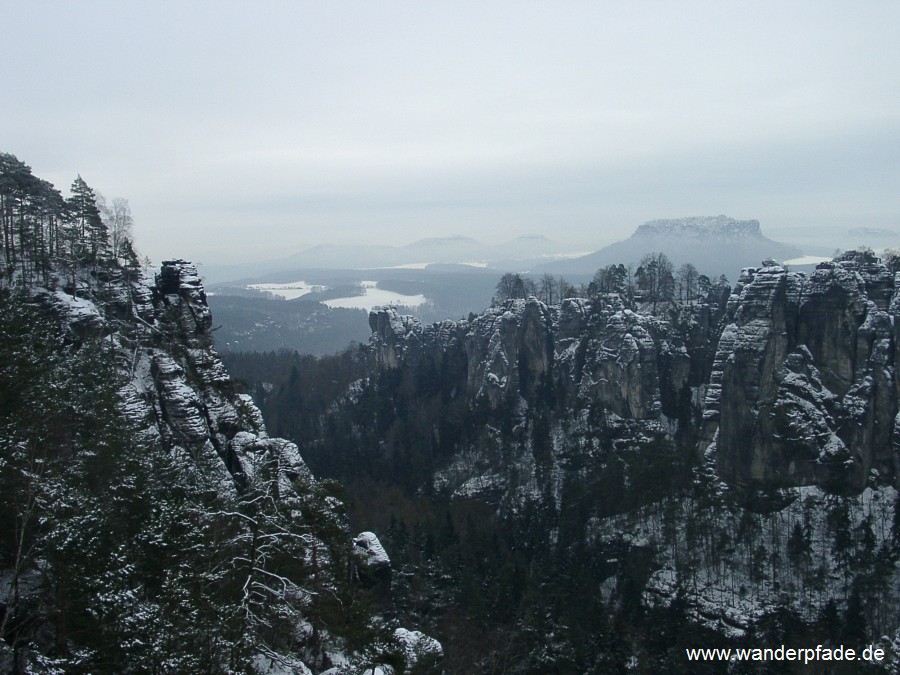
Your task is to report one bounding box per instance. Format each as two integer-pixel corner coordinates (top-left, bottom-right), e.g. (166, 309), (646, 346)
(0, 154), (440, 673)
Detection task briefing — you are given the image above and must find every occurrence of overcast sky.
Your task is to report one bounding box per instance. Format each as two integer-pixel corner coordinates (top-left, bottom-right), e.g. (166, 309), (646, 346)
(4, 1), (899, 264)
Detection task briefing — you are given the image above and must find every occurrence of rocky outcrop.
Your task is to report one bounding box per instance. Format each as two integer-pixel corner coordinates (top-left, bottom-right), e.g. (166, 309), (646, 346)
(142, 262), (442, 672)
(707, 252), (899, 491)
(86, 259), (298, 494)
(369, 250), (900, 494)
(353, 531), (392, 594)
(303, 250), (900, 670)
(464, 298), (554, 406)
(371, 295), (705, 422)
(367, 291), (722, 522)
(368, 307), (465, 372)
(16, 257), (441, 673)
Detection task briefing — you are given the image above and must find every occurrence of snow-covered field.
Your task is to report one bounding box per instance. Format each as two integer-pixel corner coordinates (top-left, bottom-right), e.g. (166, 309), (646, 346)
(376, 262), (433, 269)
(324, 281), (428, 311)
(248, 280), (328, 300)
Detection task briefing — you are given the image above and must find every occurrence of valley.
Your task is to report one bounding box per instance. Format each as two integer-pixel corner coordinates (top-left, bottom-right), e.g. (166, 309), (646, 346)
(226, 249), (900, 672)
(7, 3), (900, 671)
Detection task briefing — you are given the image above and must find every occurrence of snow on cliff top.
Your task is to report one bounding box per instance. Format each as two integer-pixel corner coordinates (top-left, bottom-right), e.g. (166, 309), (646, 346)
(353, 531), (390, 568)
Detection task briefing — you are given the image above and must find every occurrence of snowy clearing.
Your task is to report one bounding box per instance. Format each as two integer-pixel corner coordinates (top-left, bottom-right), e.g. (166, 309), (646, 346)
(375, 261), (434, 269)
(324, 281), (428, 310)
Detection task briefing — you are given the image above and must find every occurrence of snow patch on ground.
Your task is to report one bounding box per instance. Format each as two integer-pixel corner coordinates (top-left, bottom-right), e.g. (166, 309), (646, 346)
(453, 473), (507, 499)
(52, 290), (102, 321)
(782, 255), (831, 266)
(324, 281), (428, 311)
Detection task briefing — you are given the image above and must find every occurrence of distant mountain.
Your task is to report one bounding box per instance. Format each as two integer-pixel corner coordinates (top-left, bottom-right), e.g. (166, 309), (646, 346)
(547, 215), (802, 279)
(281, 242), (400, 269)
(847, 227), (899, 246)
(403, 234), (481, 252)
(199, 234), (577, 283)
(395, 235), (491, 265)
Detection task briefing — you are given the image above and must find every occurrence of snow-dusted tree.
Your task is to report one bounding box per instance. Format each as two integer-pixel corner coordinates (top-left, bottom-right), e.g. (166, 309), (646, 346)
(591, 264), (628, 296)
(883, 248), (900, 274)
(676, 262), (698, 303)
(66, 175), (107, 271)
(495, 273), (527, 301)
(0, 154), (74, 288)
(635, 252), (675, 313)
(0, 290), (70, 652)
(0, 154), (43, 282)
(539, 273), (556, 304)
(100, 196), (134, 260)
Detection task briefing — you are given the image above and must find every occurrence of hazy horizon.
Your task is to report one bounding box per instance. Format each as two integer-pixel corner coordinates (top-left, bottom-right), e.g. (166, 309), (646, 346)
(4, 1), (899, 266)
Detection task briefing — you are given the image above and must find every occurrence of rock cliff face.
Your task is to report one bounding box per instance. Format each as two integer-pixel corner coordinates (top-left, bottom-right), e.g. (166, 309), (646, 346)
(345, 252), (900, 668)
(34, 259), (306, 496)
(370, 250), (900, 495)
(371, 296), (700, 425)
(6, 258), (436, 674)
(706, 252), (899, 491)
(122, 260), (308, 490)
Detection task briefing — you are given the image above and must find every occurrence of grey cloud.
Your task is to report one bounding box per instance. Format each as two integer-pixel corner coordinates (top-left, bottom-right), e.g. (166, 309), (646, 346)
(3, 1), (899, 263)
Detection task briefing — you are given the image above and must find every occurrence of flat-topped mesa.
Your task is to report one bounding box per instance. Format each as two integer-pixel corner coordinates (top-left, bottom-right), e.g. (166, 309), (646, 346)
(561, 214), (801, 278)
(634, 215), (762, 238)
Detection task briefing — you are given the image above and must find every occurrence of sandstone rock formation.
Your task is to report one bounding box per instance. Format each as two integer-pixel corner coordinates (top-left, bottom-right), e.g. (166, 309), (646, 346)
(369, 250), (900, 494)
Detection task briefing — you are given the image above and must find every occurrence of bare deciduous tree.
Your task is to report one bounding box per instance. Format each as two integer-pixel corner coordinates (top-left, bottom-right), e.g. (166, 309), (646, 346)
(677, 263), (699, 303)
(100, 196), (134, 259)
(635, 252), (675, 313)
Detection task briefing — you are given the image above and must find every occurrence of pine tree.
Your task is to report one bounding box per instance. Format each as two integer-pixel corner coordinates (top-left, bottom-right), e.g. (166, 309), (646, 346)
(66, 175), (107, 272)
(0, 154), (39, 280)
